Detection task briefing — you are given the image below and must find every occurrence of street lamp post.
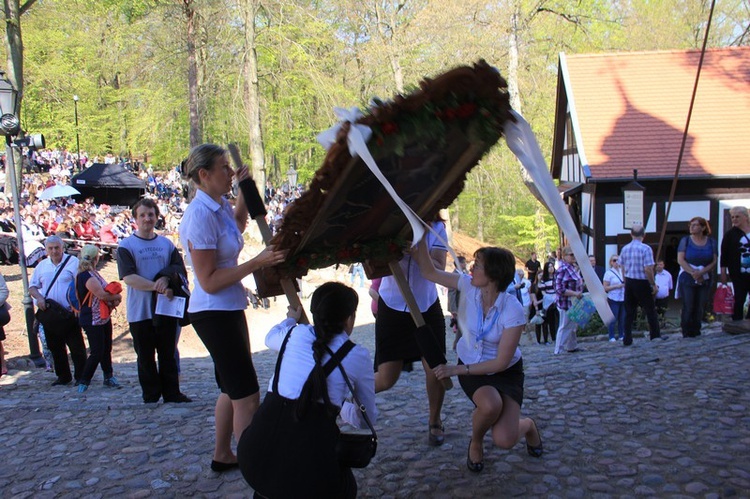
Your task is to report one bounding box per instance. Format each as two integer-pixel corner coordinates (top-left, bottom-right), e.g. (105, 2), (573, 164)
(0, 70), (45, 366)
(73, 95), (81, 171)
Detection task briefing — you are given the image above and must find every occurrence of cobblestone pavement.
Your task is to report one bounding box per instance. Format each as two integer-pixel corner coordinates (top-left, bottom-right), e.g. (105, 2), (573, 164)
(1, 305), (749, 498)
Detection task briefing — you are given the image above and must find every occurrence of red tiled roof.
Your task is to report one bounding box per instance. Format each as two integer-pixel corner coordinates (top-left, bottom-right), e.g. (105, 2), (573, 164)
(562, 47), (750, 180)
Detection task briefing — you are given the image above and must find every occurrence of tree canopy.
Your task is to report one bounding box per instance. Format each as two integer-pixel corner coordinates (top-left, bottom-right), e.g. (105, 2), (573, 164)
(3, 0), (748, 256)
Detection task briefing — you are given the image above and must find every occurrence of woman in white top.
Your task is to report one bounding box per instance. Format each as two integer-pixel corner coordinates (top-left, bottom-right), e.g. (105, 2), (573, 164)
(238, 282), (376, 498)
(603, 254), (626, 342)
(179, 144), (286, 472)
(413, 240), (542, 473)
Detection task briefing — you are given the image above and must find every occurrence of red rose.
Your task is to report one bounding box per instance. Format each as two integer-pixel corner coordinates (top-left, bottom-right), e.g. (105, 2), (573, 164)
(443, 108), (457, 120)
(456, 103), (477, 118)
(381, 122), (399, 135)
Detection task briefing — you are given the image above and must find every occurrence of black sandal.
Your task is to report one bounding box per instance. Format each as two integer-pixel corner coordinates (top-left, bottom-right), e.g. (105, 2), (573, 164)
(428, 423), (445, 446)
(526, 419), (543, 458)
(466, 439), (484, 473)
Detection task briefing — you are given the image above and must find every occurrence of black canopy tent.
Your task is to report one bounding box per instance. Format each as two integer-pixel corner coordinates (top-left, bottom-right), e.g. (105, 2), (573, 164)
(71, 163), (146, 207)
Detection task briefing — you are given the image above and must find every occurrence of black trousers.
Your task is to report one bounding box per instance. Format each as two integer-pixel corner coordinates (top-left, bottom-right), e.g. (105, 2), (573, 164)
(42, 316), (86, 382)
(80, 322), (114, 384)
(624, 278), (661, 344)
(129, 319), (181, 402)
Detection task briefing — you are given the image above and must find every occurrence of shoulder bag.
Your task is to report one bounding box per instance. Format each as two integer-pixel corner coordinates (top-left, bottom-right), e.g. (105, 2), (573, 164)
(35, 255), (75, 325)
(325, 343), (378, 469)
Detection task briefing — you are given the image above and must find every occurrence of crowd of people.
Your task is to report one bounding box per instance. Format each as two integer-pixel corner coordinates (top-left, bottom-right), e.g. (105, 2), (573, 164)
(1, 142), (749, 496)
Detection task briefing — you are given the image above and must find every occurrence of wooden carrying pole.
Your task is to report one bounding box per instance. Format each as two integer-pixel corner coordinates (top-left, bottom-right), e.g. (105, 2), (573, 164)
(388, 261), (453, 390)
(227, 144), (309, 324)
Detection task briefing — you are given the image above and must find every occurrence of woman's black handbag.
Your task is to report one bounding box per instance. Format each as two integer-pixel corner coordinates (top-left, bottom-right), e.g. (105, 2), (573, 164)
(326, 345), (378, 469)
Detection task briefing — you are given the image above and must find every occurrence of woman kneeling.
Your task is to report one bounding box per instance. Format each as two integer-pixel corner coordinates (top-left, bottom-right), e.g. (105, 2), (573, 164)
(413, 240), (542, 472)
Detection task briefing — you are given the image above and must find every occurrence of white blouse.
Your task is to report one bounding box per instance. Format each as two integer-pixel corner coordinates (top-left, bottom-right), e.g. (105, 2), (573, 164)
(179, 189), (246, 312)
(455, 274), (526, 370)
(265, 318), (377, 429)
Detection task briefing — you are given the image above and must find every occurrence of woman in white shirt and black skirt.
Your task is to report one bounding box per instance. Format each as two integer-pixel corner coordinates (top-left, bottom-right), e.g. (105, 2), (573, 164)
(413, 240), (542, 473)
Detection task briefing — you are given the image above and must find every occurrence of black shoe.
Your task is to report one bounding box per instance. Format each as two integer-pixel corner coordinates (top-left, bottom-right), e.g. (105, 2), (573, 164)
(466, 439), (484, 473)
(526, 419), (543, 458)
(428, 423), (444, 446)
(211, 460), (239, 472)
(51, 378), (72, 386)
(164, 393), (192, 403)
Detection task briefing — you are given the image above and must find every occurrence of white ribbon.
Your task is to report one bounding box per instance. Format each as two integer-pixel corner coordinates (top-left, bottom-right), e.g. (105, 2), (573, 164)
(317, 107), (425, 246)
(504, 110), (614, 325)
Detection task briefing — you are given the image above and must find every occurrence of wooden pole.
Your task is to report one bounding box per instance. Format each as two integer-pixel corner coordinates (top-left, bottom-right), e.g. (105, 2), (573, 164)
(228, 144), (309, 324)
(388, 261), (453, 390)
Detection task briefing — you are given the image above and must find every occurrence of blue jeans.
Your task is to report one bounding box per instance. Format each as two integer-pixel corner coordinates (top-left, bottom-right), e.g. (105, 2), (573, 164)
(678, 272), (711, 337)
(607, 299), (626, 340)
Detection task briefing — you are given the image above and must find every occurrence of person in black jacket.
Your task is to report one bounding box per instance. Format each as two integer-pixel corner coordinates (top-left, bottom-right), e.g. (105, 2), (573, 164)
(720, 206), (750, 321)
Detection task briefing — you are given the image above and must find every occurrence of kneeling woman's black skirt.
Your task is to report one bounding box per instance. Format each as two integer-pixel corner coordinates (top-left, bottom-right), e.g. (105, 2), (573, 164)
(458, 358), (525, 408)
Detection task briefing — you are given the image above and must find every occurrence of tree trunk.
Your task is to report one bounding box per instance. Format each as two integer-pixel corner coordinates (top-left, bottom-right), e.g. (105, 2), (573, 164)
(375, 2), (405, 93)
(3, 0), (32, 196)
(242, 0), (266, 186)
(507, 7), (522, 113)
(184, 0), (202, 148)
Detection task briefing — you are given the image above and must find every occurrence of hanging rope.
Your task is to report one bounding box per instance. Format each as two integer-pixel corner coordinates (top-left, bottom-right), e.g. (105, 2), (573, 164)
(656, 0), (717, 260)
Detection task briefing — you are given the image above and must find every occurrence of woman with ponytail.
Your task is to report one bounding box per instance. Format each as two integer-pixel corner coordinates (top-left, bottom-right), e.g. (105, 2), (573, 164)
(238, 282), (376, 498)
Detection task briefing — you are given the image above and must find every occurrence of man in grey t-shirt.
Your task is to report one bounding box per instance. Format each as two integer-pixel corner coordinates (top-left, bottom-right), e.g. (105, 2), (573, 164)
(117, 198), (191, 404)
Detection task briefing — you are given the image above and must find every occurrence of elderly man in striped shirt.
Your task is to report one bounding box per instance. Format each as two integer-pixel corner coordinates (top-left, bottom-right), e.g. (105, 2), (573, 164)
(618, 225), (667, 346)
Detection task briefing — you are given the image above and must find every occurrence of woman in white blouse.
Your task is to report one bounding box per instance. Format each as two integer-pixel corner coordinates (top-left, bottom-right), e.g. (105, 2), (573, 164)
(238, 282), (376, 498)
(179, 144), (286, 472)
(603, 254), (626, 342)
(413, 240), (542, 473)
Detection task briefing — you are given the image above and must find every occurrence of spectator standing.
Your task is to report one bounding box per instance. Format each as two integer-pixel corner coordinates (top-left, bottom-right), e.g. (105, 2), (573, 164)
(537, 262), (558, 345)
(76, 245), (123, 393)
(350, 262), (365, 288)
(603, 254), (626, 342)
(117, 198), (191, 403)
(28, 236), (86, 386)
(677, 217), (717, 337)
(525, 252), (541, 286)
(654, 259), (673, 321)
(720, 206), (750, 322)
(554, 247), (583, 354)
(618, 225), (665, 345)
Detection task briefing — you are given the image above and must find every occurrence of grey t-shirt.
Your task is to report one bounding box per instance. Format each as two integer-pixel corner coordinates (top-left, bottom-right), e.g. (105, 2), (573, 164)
(117, 234), (185, 323)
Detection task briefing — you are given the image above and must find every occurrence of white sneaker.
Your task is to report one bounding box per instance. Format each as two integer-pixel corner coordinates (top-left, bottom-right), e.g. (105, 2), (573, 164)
(609, 338), (616, 342)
